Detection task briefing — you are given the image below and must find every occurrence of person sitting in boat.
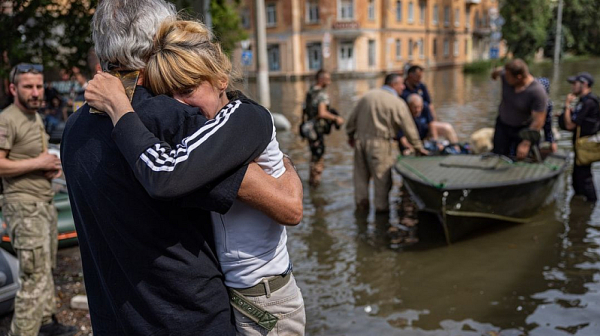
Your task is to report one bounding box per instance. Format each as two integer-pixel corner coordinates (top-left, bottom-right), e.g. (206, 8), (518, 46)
(490, 59), (548, 159)
(397, 94), (461, 155)
(401, 65), (438, 121)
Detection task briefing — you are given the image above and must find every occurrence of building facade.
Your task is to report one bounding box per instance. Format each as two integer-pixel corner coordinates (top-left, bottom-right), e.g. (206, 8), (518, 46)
(234, 0), (503, 78)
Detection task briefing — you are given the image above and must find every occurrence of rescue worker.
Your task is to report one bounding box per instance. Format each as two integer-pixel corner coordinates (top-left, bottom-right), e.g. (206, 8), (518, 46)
(560, 72), (599, 202)
(346, 73), (426, 212)
(490, 59), (548, 159)
(302, 69), (344, 187)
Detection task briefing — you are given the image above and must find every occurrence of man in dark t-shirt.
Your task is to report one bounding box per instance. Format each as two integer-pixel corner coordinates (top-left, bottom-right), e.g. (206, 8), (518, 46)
(491, 59), (548, 159)
(560, 72), (599, 202)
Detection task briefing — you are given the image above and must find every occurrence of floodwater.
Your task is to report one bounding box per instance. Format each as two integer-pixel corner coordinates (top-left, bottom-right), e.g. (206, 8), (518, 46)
(245, 59), (600, 336)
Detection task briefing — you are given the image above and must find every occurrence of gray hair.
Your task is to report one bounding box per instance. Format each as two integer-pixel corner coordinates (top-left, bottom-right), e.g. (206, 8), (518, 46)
(407, 93), (423, 105)
(92, 0), (177, 70)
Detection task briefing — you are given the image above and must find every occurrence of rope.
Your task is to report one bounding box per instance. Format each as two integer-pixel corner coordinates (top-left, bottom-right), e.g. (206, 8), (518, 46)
(444, 210), (532, 223)
(397, 156), (446, 189)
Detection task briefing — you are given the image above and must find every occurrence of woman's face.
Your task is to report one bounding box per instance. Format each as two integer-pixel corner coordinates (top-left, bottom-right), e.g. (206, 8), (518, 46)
(173, 81), (225, 119)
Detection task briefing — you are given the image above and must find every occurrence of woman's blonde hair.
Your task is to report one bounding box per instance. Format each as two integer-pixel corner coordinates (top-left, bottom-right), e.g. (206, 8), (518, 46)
(145, 19), (233, 96)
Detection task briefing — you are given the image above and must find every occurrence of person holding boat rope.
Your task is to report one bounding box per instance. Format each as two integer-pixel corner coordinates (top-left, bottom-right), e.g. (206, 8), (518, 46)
(491, 59), (548, 160)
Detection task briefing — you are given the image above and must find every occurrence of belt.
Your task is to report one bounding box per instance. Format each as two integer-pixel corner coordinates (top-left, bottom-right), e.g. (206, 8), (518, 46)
(234, 271), (292, 297)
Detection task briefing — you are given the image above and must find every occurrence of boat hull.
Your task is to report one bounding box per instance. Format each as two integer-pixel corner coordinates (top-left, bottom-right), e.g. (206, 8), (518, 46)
(395, 154), (568, 242)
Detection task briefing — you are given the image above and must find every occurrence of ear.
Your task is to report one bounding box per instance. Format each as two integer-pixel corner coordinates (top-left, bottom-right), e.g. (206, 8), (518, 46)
(8, 83), (16, 97)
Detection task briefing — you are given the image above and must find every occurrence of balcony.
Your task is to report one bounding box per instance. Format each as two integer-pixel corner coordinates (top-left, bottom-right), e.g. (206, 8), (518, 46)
(331, 21), (361, 38)
(466, 0), (481, 5)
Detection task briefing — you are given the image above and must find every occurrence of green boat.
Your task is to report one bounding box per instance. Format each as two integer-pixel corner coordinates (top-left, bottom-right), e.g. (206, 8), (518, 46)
(0, 181), (77, 253)
(394, 154), (568, 243)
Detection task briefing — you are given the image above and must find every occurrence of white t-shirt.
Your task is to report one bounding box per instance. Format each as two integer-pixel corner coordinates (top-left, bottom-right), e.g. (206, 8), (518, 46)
(211, 120), (290, 288)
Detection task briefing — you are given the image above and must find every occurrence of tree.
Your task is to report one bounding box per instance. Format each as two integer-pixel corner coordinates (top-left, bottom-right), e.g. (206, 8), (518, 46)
(547, 0), (600, 56)
(501, 0), (551, 59)
(0, 0), (98, 78)
(210, 0), (248, 55)
(175, 0), (248, 55)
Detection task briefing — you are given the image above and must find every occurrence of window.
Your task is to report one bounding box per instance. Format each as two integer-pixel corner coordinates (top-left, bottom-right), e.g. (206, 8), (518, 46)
(307, 42), (322, 70)
(454, 8), (459, 27)
(368, 0), (375, 21)
(432, 5), (438, 25)
(475, 11), (480, 28)
(368, 39), (376, 67)
(396, 38), (402, 60)
(396, 1), (402, 22)
(408, 2), (414, 23)
(266, 3), (276, 27)
(454, 39), (459, 57)
(443, 39), (449, 57)
(444, 6), (450, 27)
(419, 1), (425, 25)
(432, 38), (437, 56)
(419, 38), (424, 58)
(267, 44), (280, 71)
(466, 7), (471, 28)
(306, 1), (319, 23)
(465, 38), (468, 55)
(241, 8), (250, 29)
(340, 0), (354, 20)
(408, 38), (413, 59)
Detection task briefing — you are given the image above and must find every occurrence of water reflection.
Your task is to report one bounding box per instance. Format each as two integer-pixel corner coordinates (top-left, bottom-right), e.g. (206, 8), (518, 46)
(248, 59), (600, 335)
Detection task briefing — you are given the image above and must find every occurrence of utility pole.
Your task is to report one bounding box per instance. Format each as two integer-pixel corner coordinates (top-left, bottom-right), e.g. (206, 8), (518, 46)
(553, 0), (564, 65)
(254, 0), (271, 109)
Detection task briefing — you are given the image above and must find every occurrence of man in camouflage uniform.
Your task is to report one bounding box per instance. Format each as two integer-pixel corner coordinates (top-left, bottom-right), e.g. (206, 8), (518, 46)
(303, 69), (344, 187)
(0, 64), (76, 336)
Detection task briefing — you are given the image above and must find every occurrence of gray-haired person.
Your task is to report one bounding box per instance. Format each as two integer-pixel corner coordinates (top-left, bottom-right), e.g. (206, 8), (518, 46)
(61, 0), (302, 335)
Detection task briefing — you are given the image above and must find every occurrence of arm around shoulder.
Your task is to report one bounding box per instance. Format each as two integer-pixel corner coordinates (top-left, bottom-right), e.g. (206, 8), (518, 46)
(238, 157), (303, 225)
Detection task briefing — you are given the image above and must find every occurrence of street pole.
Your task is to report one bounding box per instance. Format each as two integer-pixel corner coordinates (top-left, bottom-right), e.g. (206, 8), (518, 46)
(254, 0), (271, 109)
(553, 0), (564, 65)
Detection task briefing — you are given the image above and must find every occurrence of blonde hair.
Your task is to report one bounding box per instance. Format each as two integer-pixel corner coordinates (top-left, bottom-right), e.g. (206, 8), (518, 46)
(145, 19), (233, 96)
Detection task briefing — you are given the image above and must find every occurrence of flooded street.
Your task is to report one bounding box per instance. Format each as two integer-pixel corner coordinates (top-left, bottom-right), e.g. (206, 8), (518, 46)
(249, 59), (600, 335)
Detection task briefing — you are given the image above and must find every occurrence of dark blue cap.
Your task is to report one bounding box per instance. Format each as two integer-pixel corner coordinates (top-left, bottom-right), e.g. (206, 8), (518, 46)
(567, 72), (594, 87)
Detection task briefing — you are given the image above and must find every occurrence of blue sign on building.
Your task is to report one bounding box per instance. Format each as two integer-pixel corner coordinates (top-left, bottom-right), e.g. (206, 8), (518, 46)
(241, 51), (253, 66)
(490, 47), (500, 60)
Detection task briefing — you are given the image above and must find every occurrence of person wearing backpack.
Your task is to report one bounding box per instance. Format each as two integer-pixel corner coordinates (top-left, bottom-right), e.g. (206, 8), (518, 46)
(301, 69), (344, 187)
(560, 72), (599, 202)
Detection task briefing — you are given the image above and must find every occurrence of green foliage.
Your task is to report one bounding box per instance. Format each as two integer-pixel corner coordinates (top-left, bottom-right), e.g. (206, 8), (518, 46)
(0, 0), (98, 78)
(210, 0), (248, 55)
(463, 60), (498, 74)
(550, 0), (600, 56)
(501, 0), (551, 59)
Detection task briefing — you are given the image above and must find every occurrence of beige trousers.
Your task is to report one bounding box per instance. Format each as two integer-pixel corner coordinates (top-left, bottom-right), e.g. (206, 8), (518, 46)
(353, 139), (397, 212)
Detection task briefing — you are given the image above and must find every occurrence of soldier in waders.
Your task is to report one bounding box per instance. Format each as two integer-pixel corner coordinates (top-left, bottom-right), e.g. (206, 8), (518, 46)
(302, 69), (344, 187)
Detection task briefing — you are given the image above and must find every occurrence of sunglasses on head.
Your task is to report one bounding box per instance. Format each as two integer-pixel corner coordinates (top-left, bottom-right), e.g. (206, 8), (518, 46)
(12, 63), (44, 83)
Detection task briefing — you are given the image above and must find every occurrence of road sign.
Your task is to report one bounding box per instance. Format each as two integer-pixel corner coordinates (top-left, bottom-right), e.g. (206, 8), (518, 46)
(241, 50), (253, 66)
(240, 39), (251, 50)
(490, 47), (500, 59)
